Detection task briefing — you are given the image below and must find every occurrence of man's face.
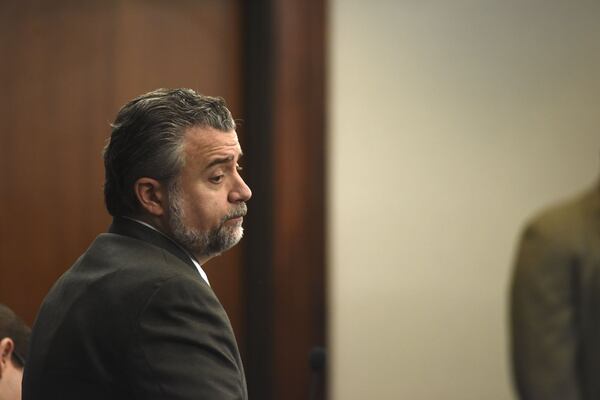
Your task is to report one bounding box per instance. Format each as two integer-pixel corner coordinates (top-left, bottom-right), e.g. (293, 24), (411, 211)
(166, 126), (252, 262)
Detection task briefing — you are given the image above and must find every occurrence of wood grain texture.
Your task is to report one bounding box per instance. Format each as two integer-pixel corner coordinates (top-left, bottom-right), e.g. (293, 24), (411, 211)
(242, 0), (327, 398)
(0, 1), (117, 325)
(272, 1), (327, 398)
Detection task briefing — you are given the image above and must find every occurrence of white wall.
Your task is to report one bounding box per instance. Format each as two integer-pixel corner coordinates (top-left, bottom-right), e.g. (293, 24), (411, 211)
(328, 2), (600, 399)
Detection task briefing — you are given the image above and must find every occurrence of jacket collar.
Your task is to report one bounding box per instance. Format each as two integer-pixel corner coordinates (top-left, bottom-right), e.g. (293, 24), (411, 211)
(108, 217), (197, 273)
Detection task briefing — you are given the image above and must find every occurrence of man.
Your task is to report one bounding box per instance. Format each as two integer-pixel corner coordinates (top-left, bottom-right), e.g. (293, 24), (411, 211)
(0, 304), (30, 400)
(510, 178), (600, 400)
(23, 88), (252, 399)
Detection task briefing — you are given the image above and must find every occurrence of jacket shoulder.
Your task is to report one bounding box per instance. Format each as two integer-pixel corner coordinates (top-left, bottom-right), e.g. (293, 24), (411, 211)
(522, 186), (598, 251)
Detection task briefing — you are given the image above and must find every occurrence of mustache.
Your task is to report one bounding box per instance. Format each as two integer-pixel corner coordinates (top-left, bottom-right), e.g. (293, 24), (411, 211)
(223, 203), (247, 222)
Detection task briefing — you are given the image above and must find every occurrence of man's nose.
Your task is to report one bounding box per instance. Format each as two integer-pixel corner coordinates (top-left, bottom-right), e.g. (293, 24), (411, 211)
(229, 175), (252, 203)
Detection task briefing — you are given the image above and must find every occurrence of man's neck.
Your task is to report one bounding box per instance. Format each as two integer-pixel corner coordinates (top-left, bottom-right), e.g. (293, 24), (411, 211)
(121, 216), (212, 285)
(122, 215), (212, 265)
(128, 214), (166, 233)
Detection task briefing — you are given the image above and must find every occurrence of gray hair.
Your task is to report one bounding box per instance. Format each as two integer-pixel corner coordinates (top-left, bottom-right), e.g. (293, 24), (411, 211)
(103, 88), (236, 217)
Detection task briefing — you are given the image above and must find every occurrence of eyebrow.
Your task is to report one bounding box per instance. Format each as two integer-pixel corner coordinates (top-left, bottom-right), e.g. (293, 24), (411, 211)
(205, 154), (241, 170)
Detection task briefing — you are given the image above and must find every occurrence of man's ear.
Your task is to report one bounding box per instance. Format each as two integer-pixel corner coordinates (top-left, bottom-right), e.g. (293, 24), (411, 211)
(133, 177), (167, 217)
(0, 337), (15, 377)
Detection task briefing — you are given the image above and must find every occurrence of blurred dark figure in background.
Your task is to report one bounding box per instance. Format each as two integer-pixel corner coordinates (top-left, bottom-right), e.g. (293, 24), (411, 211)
(0, 304), (30, 400)
(511, 178), (600, 400)
(23, 88), (251, 400)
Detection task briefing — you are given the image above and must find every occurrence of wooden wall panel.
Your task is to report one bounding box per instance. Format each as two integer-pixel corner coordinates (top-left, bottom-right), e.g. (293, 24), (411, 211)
(0, 1), (117, 326)
(272, 1), (327, 399)
(243, 0), (327, 399)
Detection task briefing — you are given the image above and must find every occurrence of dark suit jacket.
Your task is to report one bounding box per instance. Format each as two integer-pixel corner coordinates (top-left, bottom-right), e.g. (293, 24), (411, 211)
(22, 217), (247, 400)
(510, 181), (600, 400)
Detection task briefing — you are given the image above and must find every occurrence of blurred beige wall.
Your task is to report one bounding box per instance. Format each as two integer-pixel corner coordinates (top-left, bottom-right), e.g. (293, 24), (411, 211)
(327, 1), (600, 399)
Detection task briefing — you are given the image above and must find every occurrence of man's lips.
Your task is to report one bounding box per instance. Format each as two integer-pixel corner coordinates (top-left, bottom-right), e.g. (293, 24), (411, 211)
(226, 214), (246, 222)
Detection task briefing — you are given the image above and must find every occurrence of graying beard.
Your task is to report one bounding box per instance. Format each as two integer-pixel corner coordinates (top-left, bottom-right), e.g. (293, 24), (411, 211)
(167, 183), (243, 259)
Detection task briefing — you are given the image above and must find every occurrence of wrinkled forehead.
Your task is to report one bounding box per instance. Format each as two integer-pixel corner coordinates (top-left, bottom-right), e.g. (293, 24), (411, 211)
(182, 126), (242, 162)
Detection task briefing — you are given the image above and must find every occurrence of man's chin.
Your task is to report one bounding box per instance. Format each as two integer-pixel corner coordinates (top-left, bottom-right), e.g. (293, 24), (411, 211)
(202, 226), (243, 257)
(172, 223), (244, 261)
(223, 226), (244, 246)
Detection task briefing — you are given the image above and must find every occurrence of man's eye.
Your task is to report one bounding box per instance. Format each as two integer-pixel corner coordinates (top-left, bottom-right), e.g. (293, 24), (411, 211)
(210, 175), (224, 184)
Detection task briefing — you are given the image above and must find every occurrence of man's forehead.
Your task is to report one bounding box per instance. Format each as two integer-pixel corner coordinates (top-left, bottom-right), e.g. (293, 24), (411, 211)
(183, 126), (241, 155)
